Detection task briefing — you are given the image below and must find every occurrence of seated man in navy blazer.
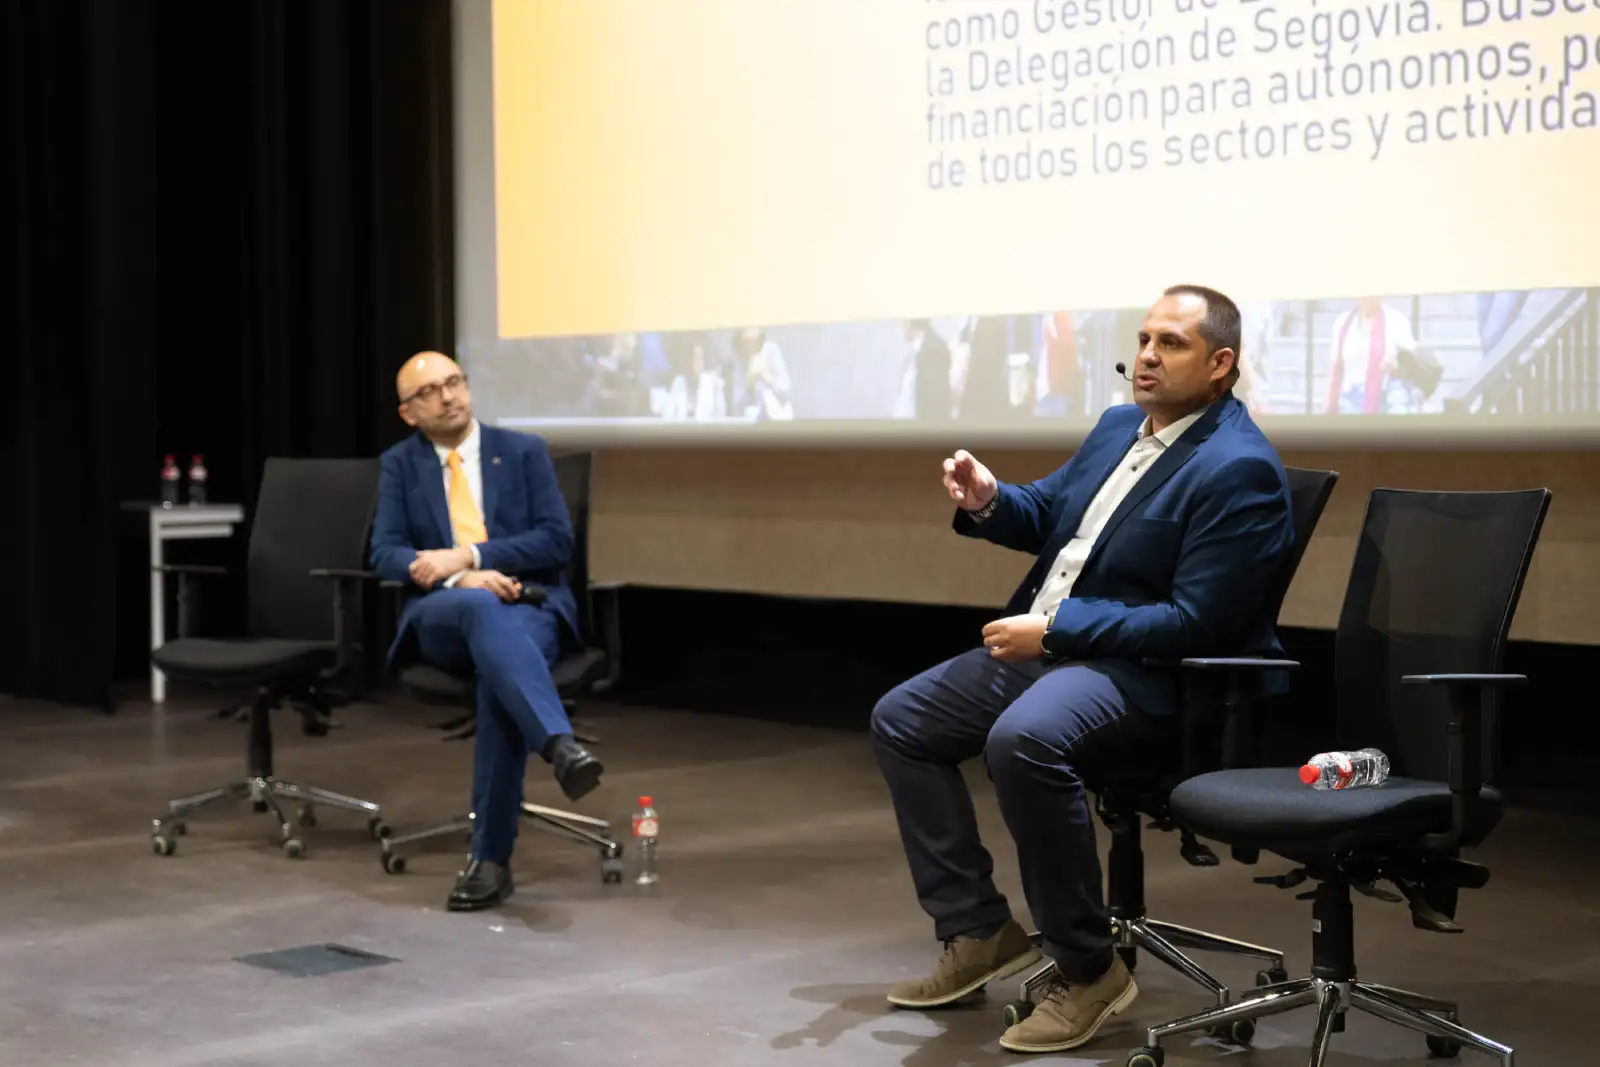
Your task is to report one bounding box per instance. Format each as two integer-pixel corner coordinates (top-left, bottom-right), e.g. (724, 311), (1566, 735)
(871, 286), (1294, 1054)
(370, 352), (602, 912)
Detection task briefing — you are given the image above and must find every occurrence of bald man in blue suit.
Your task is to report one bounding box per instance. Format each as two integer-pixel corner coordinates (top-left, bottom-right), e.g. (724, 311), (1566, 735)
(371, 352), (601, 912)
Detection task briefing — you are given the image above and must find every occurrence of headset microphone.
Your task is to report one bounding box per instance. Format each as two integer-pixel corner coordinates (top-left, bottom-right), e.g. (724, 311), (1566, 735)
(1114, 362), (1133, 381)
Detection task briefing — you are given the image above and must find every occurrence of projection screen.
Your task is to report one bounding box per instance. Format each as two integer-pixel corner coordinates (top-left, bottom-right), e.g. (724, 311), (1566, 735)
(453, 0), (1600, 448)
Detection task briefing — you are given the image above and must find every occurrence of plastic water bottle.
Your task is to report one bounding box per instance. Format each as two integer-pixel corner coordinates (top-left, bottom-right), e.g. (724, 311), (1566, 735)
(1300, 748), (1390, 790)
(631, 795), (659, 885)
(160, 455), (182, 507)
(187, 455), (208, 505)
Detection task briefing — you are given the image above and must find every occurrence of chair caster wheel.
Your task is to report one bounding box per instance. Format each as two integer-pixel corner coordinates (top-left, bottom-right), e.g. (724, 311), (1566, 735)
(283, 838), (307, 859)
(601, 858), (624, 884)
(1257, 967), (1289, 987)
(253, 800), (269, 813)
(1001, 1000), (1034, 1028)
(297, 804), (317, 828)
(367, 816), (390, 840)
(1426, 1035), (1462, 1058)
(151, 835), (177, 856)
(1210, 1019), (1254, 1046)
(381, 851), (406, 875)
(1127, 1048), (1163, 1067)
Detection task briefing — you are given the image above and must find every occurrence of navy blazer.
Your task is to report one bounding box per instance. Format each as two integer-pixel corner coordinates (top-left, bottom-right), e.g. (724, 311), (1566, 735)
(370, 425), (579, 660)
(956, 393), (1294, 718)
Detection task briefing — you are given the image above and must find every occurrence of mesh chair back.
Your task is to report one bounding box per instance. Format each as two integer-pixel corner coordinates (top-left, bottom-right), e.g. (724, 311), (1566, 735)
(1331, 488), (1549, 783)
(551, 451), (595, 641)
(1268, 468), (1339, 622)
(246, 458), (381, 642)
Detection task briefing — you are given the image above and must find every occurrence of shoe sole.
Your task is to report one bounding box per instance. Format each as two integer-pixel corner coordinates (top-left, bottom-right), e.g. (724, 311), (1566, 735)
(887, 947), (1044, 1010)
(560, 758), (604, 802)
(447, 886), (514, 912)
(997, 975), (1139, 1054)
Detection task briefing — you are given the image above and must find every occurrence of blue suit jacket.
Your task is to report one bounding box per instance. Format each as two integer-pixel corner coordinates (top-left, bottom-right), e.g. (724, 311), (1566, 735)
(957, 393), (1294, 718)
(370, 425), (579, 663)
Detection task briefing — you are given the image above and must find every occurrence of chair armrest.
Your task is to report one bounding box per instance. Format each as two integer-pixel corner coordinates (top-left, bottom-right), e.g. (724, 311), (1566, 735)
(152, 564), (230, 575)
(1164, 658), (1300, 774)
(309, 568), (379, 580)
(1402, 674), (1524, 847)
(1179, 657), (1302, 670)
(1400, 674), (1525, 685)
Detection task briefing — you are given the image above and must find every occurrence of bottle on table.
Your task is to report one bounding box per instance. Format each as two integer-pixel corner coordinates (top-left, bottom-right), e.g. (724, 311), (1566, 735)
(631, 795), (659, 885)
(160, 455), (181, 507)
(1299, 748), (1390, 790)
(187, 454), (208, 505)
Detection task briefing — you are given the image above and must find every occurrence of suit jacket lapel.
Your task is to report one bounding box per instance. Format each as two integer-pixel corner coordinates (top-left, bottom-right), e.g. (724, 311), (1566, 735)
(412, 434), (451, 547)
(1084, 396), (1236, 570)
(480, 428), (501, 536)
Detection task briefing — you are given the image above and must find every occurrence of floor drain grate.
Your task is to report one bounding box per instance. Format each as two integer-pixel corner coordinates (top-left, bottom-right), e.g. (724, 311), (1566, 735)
(234, 943), (399, 977)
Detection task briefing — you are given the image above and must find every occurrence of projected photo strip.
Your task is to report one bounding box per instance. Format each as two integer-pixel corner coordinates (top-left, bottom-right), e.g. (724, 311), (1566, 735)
(455, 0), (1600, 441)
(469, 287), (1598, 429)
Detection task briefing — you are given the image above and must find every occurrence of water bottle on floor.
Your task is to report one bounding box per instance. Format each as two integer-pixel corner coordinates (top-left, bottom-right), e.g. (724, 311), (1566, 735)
(631, 795), (659, 885)
(1300, 748), (1390, 790)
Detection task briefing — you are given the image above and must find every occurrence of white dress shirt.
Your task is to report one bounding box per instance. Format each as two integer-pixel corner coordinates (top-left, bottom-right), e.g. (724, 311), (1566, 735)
(434, 419), (484, 585)
(1026, 407), (1207, 617)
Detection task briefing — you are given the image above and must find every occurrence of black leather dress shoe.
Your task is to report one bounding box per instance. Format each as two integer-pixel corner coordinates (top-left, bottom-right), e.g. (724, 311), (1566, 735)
(447, 858), (514, 911)
(548, 734), (604, 801)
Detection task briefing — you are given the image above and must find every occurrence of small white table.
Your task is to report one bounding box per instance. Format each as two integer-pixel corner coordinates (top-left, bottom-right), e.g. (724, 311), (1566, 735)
(125, 502), (247, 703)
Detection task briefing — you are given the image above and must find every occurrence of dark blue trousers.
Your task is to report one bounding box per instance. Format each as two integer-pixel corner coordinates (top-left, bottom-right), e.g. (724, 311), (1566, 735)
(870, 648), (1177, 983)
(401, 589), (571, 864)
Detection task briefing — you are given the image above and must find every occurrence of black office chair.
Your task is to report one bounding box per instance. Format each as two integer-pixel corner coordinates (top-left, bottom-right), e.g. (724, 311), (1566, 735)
(378, 451), (625, 882)
(148, 458), (388, 859)
(1127, 487), (1550, 1067)
(1003, 468), (1341, 1040)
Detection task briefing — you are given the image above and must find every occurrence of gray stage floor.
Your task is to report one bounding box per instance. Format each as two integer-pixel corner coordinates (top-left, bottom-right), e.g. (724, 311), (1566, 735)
(0, 694), (1593, 1066)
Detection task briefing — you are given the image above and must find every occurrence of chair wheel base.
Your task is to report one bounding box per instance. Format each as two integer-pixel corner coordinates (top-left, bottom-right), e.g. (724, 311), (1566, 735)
(1127, 1048), (1163, 1067)
(1209, 1018), (1254, 1046)
(1002, 999), (1034, 1028)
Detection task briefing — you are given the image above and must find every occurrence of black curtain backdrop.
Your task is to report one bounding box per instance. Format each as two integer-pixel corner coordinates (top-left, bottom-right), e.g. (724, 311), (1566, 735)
(2, 0), (454, 707)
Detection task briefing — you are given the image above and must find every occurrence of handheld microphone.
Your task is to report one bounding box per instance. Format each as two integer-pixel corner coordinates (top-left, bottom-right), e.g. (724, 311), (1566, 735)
(1114, 361), (1133, 381)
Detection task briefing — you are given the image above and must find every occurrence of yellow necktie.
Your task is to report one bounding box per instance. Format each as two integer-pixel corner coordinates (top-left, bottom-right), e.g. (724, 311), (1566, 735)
(446, 450), (487, 547)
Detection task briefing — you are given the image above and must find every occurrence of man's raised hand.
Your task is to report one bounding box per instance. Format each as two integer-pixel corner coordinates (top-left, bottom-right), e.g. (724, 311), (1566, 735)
(942, 449), (997, 512)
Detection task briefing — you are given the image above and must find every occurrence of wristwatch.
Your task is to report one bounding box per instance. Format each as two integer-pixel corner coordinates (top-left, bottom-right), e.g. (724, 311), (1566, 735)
(971, 494), (1000, 521)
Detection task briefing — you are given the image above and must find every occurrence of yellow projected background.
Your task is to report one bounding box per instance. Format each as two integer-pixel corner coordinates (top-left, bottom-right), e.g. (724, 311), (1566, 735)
(491, 0), (1598, 339)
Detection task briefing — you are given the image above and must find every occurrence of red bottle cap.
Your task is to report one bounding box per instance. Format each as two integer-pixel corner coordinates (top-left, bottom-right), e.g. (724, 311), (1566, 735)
(639, 796), (653, 806)
(1299, 764), (1320, 785)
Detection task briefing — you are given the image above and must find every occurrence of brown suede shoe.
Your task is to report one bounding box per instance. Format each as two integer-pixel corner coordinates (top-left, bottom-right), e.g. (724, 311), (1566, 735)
(999, 957), (1138, 1053)
(887, 920), (1042, 1009)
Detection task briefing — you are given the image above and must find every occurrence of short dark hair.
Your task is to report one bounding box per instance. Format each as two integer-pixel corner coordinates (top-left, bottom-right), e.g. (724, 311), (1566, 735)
(1164, 284), (1242, 386)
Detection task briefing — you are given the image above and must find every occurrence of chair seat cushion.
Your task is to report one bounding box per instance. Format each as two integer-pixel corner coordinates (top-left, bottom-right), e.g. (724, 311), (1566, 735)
(1170, 767), (1503, 855)
(399, 663), (472, 706)
(551, 646), (607, 692)
(152, 638), (334, 684)
(400, 647), (609, 707)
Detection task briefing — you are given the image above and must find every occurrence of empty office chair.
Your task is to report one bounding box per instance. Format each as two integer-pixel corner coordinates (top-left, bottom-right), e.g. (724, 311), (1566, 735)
(148, 458), (387, 859)
(1003, 468), (1340, 1040)
(378, 451), (624, 881)
(1127, 488), (1550, 1067)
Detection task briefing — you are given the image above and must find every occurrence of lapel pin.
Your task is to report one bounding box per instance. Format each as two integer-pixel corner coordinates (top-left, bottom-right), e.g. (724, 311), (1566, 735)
(491, 456), (501, 465)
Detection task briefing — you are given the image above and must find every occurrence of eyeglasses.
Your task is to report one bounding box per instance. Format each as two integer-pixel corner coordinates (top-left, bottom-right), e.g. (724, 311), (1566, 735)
(401, 373), (468, 405)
